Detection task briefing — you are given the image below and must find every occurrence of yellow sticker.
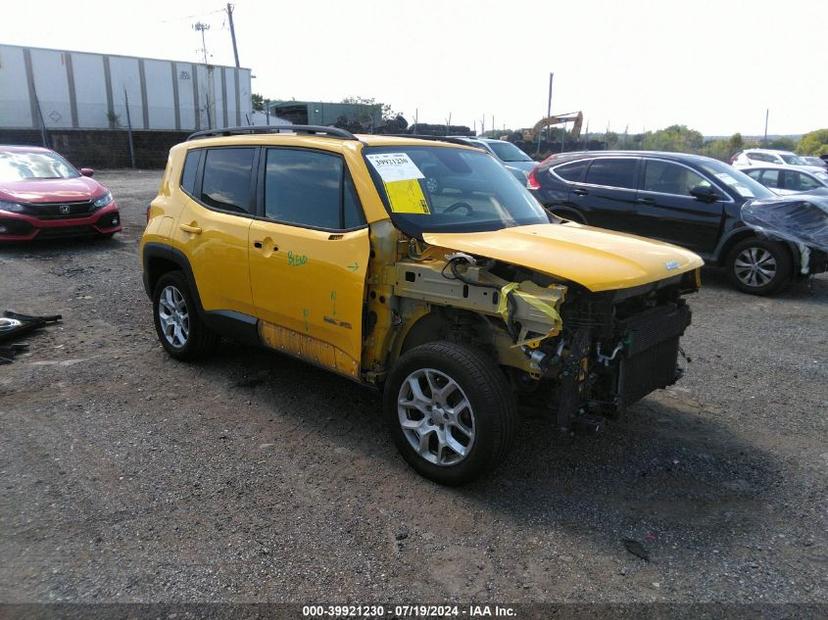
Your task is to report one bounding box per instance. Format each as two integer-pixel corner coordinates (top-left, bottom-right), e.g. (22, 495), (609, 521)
(385, 179), (430, 214)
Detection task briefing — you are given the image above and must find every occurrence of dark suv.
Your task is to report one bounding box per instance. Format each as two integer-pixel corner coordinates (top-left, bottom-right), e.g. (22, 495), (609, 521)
(528, 151), (827, 295)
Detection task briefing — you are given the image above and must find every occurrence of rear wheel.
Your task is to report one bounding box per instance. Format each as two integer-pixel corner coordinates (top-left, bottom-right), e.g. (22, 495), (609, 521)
(726, 238), (792, 295)
(384, 342), (518, 485)
(152, 271), (218, 360)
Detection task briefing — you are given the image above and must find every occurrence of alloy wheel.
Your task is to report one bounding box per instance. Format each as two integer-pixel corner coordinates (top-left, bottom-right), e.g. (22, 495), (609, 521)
(397, 368), (476, 466)
(734, 247), (777, 288)
(158, 285), (190, 348)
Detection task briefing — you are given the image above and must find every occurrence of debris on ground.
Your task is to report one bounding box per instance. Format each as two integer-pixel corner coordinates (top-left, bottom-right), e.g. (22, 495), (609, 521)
(0, 311), (62, 363)
(622, 538), (651, 562)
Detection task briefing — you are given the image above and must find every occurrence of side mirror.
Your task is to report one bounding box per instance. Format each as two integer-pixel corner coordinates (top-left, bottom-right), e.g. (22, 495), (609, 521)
(80, 168), (95, 177)
(690, 185), (719, 203)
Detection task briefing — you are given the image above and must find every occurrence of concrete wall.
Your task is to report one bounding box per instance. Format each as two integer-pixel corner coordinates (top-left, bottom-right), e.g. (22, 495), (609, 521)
(0, 44), (253, 131)
(0, 128), (190, 169)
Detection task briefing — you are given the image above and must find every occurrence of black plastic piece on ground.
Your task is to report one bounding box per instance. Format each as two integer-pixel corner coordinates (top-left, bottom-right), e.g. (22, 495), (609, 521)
(572, 414), (605, 435)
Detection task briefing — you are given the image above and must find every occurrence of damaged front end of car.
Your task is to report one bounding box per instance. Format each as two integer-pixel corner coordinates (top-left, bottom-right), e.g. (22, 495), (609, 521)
(362, 220), (701, 434)
(741, 190), (828, 277)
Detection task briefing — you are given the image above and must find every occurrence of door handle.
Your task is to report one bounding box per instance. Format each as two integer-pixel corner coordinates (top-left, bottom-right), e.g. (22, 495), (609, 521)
(637, 197), (655, 204)
(253, 240), (279, 252)
(573, 188), (589, 196)
(179, 223), (202, 234)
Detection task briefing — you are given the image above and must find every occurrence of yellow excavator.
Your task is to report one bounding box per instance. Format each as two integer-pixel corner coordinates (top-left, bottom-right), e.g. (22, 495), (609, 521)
(522, 111), (584, 142)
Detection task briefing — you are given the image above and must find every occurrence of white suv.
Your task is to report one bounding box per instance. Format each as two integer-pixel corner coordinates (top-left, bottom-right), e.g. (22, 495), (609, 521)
(731, 148), (824, 174)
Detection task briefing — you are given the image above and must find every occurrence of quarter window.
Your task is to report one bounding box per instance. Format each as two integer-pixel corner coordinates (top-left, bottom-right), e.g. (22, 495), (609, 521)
(264, 149), (365, 230)
(643, 160), (711, 196)
(180, 149), (201, 196)
(584, 158), (637, 189)
(554, 160), (588, 182)
(200, 148), (255, 213)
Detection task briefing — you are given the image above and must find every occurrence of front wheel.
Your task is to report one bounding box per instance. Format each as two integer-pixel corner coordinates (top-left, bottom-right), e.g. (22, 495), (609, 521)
(725, 238), (792, 295)
(383, 342), (518, 485)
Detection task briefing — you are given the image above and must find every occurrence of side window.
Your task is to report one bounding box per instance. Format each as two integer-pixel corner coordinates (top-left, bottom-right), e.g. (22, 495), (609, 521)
(786, 171), (820, 191)
(759, 169), (781, 189)
(584, 158), (637, 189)
(643, 160), (711, 196)
(264, 148), (365, 230)
(745, 169), (762, 180)
(200, 148), (255, 213)
(180, 149), (200, 196)
(554, 160), (588, 182)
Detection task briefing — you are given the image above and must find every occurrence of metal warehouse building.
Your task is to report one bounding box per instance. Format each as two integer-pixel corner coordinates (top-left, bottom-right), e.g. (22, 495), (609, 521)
(0, 43), (253, 131)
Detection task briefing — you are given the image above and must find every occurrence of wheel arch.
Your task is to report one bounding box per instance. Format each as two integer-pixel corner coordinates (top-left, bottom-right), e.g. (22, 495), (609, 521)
(142, 243), (204, 314)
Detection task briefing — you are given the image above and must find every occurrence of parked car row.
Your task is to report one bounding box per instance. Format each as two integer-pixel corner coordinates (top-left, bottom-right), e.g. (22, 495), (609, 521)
(527, 150), (828, 295)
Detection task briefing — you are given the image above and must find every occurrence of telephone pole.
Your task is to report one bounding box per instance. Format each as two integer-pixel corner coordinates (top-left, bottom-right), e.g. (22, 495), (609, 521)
(193, 22), (210, 64)
(226, 3), (240, 68)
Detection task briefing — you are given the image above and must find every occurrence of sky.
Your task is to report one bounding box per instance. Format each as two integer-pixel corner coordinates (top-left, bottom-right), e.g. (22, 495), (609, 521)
(1, 0), (826, 136)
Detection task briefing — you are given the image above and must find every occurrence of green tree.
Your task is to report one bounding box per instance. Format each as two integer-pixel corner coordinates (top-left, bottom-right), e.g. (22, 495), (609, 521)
(341, 96), (399, 120)
(797, 129), (828, 156)
(641, 125), (704, 152)
(767, 136), (797, 151)
(251, 93), (265, 112)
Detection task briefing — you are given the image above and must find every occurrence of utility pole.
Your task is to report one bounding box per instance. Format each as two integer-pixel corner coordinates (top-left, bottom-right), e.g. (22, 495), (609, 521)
(226, 3), (240, 68)
(123, 88), (136, 169)
(193, 22), (212, 128)
(193, 22), (210, 64)
(763, 108), (769, 145)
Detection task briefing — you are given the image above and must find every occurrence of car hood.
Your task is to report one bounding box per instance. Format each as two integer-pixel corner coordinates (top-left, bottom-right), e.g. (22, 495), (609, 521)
(0, 176), (104, 203)
(422, 223), (704, 292)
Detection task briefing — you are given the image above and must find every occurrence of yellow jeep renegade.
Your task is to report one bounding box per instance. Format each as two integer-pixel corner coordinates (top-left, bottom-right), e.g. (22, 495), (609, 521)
(141, 125), (703, 485)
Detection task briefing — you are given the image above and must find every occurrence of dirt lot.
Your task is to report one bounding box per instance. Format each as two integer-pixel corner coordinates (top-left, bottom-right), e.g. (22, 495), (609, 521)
(1, 170), (826, 607)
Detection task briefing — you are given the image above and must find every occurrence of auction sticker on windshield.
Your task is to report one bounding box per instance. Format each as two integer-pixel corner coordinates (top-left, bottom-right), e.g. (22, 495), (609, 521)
(367, 153), (430, 214)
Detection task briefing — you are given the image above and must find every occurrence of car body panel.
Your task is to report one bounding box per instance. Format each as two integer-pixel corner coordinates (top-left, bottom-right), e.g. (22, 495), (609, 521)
(423, 222), (704, 292)
(248, 219), (370, 375)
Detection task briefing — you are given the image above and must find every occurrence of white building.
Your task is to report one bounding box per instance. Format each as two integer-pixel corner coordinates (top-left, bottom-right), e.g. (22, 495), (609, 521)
(0, 43), (253, 131)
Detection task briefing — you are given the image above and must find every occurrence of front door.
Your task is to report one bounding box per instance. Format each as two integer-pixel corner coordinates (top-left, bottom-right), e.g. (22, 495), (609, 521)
(636, 159), (724, 256)
(248, 147), (370, 378)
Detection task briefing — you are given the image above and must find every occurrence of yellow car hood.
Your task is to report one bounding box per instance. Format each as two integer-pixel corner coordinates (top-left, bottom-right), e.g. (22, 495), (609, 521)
(422, 223), (704, 292)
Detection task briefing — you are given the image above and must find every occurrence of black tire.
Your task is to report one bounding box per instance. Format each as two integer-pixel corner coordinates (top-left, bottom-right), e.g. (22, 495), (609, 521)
(152, 271), (218, 360)
(725, 237), (792, 296)
(383, 342), (518, 485)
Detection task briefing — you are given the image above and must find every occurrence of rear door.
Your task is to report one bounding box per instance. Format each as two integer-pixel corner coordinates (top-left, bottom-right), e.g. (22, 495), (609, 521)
(636, 158), (725, 255)
(248, 147), (370, 378)
(569, 157), (641, 230)
(172, 146), (257, 316)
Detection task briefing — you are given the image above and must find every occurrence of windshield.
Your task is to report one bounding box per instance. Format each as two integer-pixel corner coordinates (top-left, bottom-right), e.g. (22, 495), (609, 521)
(698, 159), (774, 199)
(364, 146), (549, 236)
(487, 141), (533, 163)
(0, 150), (79, 182)
(815, 171), (828, 184)
(780, 153), (807, 165)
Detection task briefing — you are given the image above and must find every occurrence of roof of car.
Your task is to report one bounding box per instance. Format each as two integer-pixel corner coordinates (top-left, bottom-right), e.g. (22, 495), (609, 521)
(539, 150), (720, 168)
(744, 148), (796, 155)
(0, 145), (54, 153)
(179, 132), (480, 151)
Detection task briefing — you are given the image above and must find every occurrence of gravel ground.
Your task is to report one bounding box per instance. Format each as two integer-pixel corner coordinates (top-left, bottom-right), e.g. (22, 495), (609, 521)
(0, 170), (826, 607)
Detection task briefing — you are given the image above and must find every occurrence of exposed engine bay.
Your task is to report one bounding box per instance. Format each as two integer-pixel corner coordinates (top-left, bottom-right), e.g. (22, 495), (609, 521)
(385, 240), (699, 434)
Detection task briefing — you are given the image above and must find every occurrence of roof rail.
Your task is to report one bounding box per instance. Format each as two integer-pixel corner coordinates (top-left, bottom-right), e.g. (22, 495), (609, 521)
(382, 134), (480, 147)
(187, 125), (358, 141)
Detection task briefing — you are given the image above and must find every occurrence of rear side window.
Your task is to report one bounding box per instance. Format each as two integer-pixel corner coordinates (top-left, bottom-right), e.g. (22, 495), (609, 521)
(553, 160), (588, 182)
(749, 152), (777, 163)
(759, 169), (781, 189)
(264, 149), (365, 230)
(200, 148), (255, 213)
(585, 158), (638, 189)
(180, 150), (200, 196)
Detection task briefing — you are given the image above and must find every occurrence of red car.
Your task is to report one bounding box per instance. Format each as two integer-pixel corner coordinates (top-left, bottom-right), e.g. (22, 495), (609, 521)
(0, 145), (121, 241)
